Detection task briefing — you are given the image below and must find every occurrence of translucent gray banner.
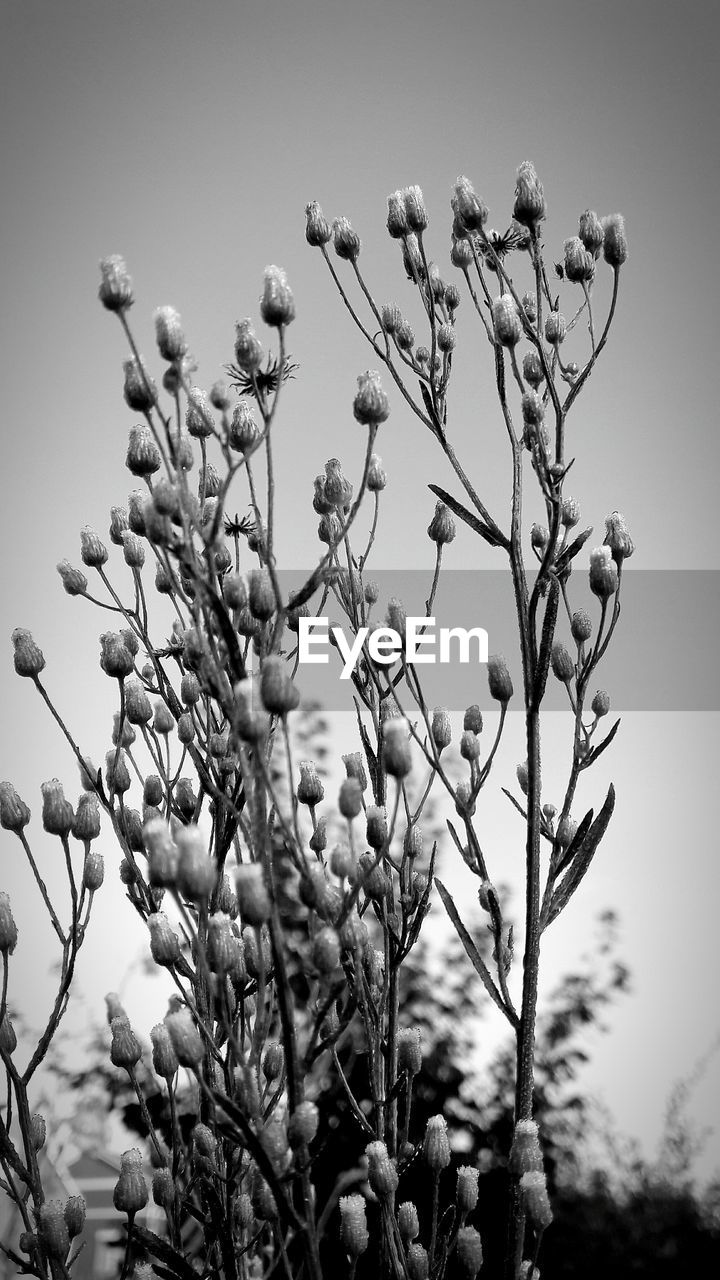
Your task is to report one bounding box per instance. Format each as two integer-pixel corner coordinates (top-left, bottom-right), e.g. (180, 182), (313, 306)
(270, 570), (719, 712)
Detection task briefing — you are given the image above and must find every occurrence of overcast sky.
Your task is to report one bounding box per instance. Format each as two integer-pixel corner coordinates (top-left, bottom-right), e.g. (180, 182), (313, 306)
(1, 0), (718, 1181)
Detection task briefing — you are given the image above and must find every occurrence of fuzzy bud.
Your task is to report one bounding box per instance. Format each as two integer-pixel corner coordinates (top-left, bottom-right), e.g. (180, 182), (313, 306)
(397, 1026), (422, 1076)
(64, 1196), (86, 1240)
(82, 850), (105, 891)
(98, 255), (133, 311)
(570, 610), (592, 643)
(41, 780), (74, 837)
(150, 1023), (178, 1080)
(509, 1120), (543, 1176)
(110, 1016), (142, 1070)
(520, 1170), (553, 1230)
(353, 370), (390, 426)
(366, 805), (388, 850)
(492, 295), (522, 347)
(382, 718), (412, 778)
(564, 236), (594, 284)
(234, 319), (263, 373)
(513, 161), (545, 228)
(550, 642), (575, 684)
(38, 1201), (70, 1259)
(185, 386), (215, 439)
(589, 546), (618, 599)
(73, 793), (101, 844)
(601, 214), (628, 267)
(289, 1099), (319, 1148)
(165, 1009), (204, 1068)
(152, 1167), (175, 1211)
(456, 1165), (480, 1213)
(591, 689), (610, 717)
(297, 760), (324, 807)
(487, 654), (513, 704)
(228, 401), (260, 453)
(261, 264), (295, 327)
(57, 560), (88, 596)
(175, 826), (215, 901)
(248, 568), (275, 620)
(365, 1140), (398, 1197)
(604, 511), (634, 564)
(333, 216), (361, 261)
(522, 351), (544, 388)
(12, 628), (45, 678)
(154, 306), (187, 361)
(338, 776), (363, 820)
(260, 655), (300, 715)
(545, 311), (566, 345)
(407, 1243), (430, 1280)
(148, 913), (181, 967)
(431, 706), (452, 754)
(463, 705), (483, 734)
(305, 200), (332, 246)
(99, 632), (134, 679)
(452, 175), (488, 232)
(398, 1201), (420, 1242)
(457, 1225), (484, 1276)
(0, 782), (30, 833)
(235, 864), (271, 925)
(427, 501), (456, 545)
(579, 209), (605, 257)
(0, 893), (18, 955)
(367, 453), (387, 491)
(339, 1193), (369, 1257)
(312, 926), (341, 974)
(423, 1114), (451, 1172)
(144, 817), (177, 887)
(123, 357), (157, 412)
(113, 1149), (148, 1216)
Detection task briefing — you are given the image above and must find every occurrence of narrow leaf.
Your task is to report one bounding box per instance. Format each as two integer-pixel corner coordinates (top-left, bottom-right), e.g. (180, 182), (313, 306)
(428, 484), (508, 549)
(435, 878), (516, 1026)
(584, 717), (621, 767)
(544, 784), (615, 928)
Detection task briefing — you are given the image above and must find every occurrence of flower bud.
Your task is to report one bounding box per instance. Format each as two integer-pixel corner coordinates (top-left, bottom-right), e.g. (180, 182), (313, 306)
(427, 501), (456, 545)
(579, 209), (605, 257)
(150, 1022), (178, 1079)
(487, 654), (513, 704)
(452, 175), (488, 232)
(365, 1140), (398, 1197)
(260, 655), (300, 715)
(305, 200), (332, 246)
(98, 255), (133, 311)
(110, 1015), (142, 1070)
(513, 161), (545, 228)
(165, 1009), (204, 1068)
(604, 510), (634, 563)
(437, 322), (456, 352)
(403, 184), (428, 232)
(397, 1026), (422, 1076)
(522, 390), (544, 426)
(456, 1165), (479, 1213)
(41, 780), (74, 837)
(38, 1201), (70, 1259)
(175, 826), (215, 901)
(234, 319), (263, 373)
(398, 1201), (420, 1242)
(451, 236), (474, 269)
(522, 351), (544, 388)
(260, 264), (295, 327)
(381, 718), (411, 778)
(332, 216), (361, 261)
(64, 1196), (86, 1239)
(235, 864), (271, 925)
(0, 893), (18, 955)
(312, 926), (341, 974)
(457, 1225), (484, 1276)
(122, 532), (145, 569)
(407, 1243), (430, 1280)
(545, 311), (566, 345)
(296, 760), (324, 808)
(248, 568), (275, 620)
(57, 560), (88, 596)
(148, 913), (181, 967)
(460, 729), (481, 762)
(144, 817), (177, 887)
(556, 816), (577, 850)
(12, 628), (45, 678)
(423, 1114), (451, 1172)
(520, 1170), (553, 1230)
(492, 295), (522, 347)
(464, 705), (483, 734)
(509, 1120), (543, 1176)
(114, 1149), (148, 1216)
(152, 1167), (175, 1210)
(591, 689), (610, 718)
(288, 1099), (319, 1148)
(516, 761), (529, 795)
(123, 357), (157, 412)
(154, 306), (187, 361)
(570, 610), (592, 644)
(228, 400), (260, 453)
(338, 776), (363, 820)
(366, 805), (388, 850)
(564, 236), (594, 284)
(0, 782), (30, 837)
(431, 707), (452, 753)
(531, 523), (548, 554)
(353, 370), (390, 426)
(589, 546), (618, 599)
(339, 1193), (369, 1257)
(72, 793), (101, 843)
(386, 190), (409, 239)
(601, 213), (628, 267)
(82, 850), (105, 891)
(550, 643), (574, 684)
(367, 453), (387, 491)
(105, 748), (131, 796)
(185, 386), (215, 439)
(99, 632), (134, 679)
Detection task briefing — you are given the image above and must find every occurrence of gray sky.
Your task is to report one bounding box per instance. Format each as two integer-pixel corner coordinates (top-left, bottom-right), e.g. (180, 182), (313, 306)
(1, 0), (719, 1180)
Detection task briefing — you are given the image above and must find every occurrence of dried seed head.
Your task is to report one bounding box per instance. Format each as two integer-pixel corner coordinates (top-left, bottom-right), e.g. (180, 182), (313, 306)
(423, 1114), (451, 1172)
(305, 200), (332, 246)
(487, 654), (513, 704)
(113, 1149), (148, 1216)
(0, 782), (31, 832)
(456, 1165), (480, 1213)
(260, 264), (296, 327)
(150, 1022), (178, 1079)
(601, 213), (628, 267)
(427, 501), (456, 545)
(38, 1201), (70, 1259)
(332, 216), (361, 261)
(353, 370), (390, 426)
(589, 545), (618, 599)
(110, 1015), (142, 1070)
(492, 294), (522, 347)
(12, 628), (45, 679)
(339, 1192), (369, 1257)
(41, 780), (74, 837)
(520, 1170), (553, 1230)
(456, 1224), (484, 1276)
(98, 255), (133, 311)
(513, 161), (546, 229)
(165, 1009), (204, 1068)
(154, 306), (187, 361)
(365, 1140), (399, 1197)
